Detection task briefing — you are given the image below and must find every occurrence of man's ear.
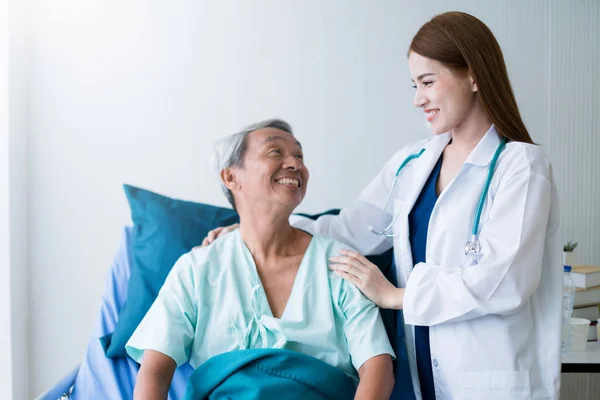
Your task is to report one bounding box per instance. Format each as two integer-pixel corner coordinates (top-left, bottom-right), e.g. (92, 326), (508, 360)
(221, 168), (240, 191)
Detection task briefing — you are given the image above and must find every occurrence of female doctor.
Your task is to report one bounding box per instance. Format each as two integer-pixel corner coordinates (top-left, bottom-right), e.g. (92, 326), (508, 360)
(203, 12), (562, 400)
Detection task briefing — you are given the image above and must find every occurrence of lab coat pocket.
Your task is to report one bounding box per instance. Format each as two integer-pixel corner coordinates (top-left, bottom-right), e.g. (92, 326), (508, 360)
(456, 370), (531, 400)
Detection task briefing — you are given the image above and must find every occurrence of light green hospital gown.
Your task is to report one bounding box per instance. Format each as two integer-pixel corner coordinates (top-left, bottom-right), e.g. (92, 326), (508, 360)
(126, 230), (394, 380)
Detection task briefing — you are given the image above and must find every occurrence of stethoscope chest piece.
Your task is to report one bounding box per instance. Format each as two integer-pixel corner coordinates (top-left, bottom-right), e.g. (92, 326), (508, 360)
(465, 235), (481, 257)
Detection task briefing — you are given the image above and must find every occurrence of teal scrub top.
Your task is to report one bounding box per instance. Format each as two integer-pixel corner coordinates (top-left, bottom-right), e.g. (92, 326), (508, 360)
(126, 230), (394, 380)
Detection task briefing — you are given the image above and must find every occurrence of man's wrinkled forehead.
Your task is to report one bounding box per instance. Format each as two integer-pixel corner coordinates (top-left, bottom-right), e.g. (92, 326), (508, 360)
(263, 135), (302, 149)
(248, 128), (302, 149)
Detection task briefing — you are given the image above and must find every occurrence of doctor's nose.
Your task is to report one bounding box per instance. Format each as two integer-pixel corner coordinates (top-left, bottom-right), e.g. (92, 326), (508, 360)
(413, 87), (427, 108)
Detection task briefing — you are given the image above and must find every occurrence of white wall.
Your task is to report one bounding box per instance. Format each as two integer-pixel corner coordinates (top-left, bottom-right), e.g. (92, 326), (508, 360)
(544, 1), (600, 264)
(1, 0), (28, 397)
(8, 0), (29, 398)
(1, 0), (14, 396)
(23, 0), (599, 396)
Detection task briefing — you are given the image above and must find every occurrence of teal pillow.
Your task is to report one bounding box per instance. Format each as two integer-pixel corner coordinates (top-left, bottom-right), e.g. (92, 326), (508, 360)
(100, 184), (240, 357)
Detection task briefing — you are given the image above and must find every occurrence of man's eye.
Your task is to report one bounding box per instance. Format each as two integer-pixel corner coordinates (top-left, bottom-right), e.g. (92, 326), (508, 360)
(269, 149), (282, 155)
(296, 154), (304, 160)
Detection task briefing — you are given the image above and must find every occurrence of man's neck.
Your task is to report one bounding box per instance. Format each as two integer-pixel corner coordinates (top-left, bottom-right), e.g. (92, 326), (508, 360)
(238, 205), (299, 264)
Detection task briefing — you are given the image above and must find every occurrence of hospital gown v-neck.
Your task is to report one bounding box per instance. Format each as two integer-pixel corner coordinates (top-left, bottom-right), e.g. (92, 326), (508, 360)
(126, 230), (394, 381)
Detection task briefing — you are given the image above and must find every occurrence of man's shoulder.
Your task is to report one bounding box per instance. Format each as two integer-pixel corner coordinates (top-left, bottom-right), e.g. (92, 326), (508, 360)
(187, 230), (239, 271)
(192, 229), (237, 253)
(310, 234), (358, 256)
(309, 235), (360, 290)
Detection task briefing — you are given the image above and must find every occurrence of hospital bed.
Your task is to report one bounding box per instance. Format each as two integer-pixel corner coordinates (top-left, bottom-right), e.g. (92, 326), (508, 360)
(36, 226), (194, 400)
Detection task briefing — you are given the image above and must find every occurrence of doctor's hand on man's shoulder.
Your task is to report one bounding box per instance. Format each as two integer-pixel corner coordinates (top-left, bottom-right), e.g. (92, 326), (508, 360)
(329, 249), (405, 310)
(196, 223), (240, 249)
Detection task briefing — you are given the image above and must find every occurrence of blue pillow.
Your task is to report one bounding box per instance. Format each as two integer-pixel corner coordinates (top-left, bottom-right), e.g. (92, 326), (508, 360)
(100, 185), (240, 357)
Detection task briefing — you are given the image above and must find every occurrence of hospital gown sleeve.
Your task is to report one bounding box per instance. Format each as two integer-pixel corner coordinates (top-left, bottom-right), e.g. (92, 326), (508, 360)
(338, 278), (395, 371)
(125, 253), (198, 367)
(403, 154), (554, 326)
(290, 142), (425, 256)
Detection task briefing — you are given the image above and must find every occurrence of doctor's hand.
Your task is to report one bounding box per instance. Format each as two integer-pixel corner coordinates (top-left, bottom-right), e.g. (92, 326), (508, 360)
(198, 224), (240, 247)
(198, 223), (240, 247)
(329, 249), (405, 310)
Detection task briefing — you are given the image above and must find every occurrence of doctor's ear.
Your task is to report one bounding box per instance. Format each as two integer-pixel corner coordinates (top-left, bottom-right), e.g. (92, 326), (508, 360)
(470, 75), (478, 92)
(221, 168), (240, 191)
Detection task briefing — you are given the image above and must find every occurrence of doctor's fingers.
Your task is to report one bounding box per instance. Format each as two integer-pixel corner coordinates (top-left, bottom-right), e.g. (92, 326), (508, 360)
(193, 237), (209, 250)
(207, 228), (222, 244)
(329, 257), (369, 280)
(338, 249), (371, 264)
(332, 270), (362, 288)
(329, 262), (367, 281)
(328, 256), (369, 275)
(338, 251), (383, 276)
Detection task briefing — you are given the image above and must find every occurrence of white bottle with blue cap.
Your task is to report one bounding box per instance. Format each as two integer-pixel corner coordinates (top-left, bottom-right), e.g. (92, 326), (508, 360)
(562, 265), (576, 353)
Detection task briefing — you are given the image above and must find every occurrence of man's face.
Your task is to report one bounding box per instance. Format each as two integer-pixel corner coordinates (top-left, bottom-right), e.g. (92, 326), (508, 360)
(229, 128), (308, 213)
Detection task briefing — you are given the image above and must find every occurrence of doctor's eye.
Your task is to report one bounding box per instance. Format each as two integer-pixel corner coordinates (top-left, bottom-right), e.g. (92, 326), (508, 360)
(423, 81), (434, 87)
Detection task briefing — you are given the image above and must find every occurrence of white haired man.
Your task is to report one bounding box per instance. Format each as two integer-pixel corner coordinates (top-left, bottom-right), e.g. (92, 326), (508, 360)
(126, 119), (395, 399)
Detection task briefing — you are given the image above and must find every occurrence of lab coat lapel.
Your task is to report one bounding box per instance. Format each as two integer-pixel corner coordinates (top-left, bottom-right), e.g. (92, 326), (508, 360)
(403, 133), (451, 214)
(427, 126), (502, 244)
(395, 133), (451, 283)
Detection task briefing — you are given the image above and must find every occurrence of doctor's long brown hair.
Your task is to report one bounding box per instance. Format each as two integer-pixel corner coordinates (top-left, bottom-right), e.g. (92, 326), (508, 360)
(409, 11), (534, 144)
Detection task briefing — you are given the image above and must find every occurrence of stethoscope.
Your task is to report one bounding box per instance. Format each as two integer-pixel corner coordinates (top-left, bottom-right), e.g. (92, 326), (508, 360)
(370, 138), (507, 262)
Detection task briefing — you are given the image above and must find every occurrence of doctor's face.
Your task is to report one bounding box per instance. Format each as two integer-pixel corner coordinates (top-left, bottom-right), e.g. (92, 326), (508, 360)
(408, 52), (478, 135)
(231, 128), (308, 214)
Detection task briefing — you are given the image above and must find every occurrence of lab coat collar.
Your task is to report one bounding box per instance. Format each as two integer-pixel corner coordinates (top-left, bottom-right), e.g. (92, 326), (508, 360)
(461, 124), (502, 167)
(424, 131), (452, 155)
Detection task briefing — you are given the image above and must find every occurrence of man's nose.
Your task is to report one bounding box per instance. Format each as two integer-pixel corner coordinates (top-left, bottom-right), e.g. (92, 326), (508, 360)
(283, 156), (302, 171)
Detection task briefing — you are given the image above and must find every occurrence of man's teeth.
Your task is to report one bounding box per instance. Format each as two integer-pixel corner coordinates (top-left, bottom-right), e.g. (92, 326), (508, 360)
(276, 178), (299, 187)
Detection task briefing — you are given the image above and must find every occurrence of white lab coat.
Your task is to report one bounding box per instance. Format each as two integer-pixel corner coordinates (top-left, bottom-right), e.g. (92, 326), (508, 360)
(291, 126), (562, 400)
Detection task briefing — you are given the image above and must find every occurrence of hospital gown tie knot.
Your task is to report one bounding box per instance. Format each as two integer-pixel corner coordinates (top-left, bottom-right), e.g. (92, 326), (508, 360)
(230, 285), (287, 350)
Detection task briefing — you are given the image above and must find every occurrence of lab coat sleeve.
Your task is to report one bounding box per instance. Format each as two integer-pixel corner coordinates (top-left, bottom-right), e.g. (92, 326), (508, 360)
(403, 163), (552, 326)
(290, 144), (420, 256)
(291, 202), (393, 256)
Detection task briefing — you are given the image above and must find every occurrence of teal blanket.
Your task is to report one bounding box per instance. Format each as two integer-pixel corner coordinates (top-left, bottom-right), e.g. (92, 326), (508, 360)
(183, 348), (357, 399)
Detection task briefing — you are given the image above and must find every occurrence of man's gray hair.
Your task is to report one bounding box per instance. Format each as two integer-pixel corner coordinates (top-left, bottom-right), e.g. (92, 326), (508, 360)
(212, 119), (294, 210)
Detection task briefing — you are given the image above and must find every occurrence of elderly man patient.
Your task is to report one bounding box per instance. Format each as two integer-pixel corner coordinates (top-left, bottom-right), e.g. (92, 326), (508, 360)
(125, 119), (395, 399)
